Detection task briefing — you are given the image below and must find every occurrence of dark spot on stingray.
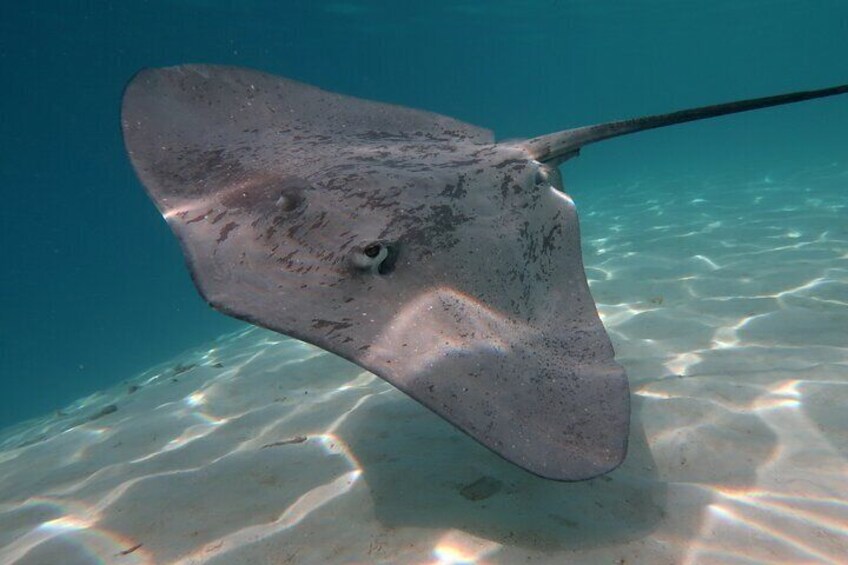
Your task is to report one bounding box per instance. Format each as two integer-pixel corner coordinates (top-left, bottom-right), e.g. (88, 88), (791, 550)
(157, 147), (247, 194)
(219, 175), (309, 213)
(541, 223), (562, 255)
(500, 176), (512, 200)
(439, 174), (468, 199)
(186, 208), (213, 224)
(217, 221), (238, 243)
(445, 158), (481, 167)
(311, 318), (353, 334)
(494, 158), (524, 169)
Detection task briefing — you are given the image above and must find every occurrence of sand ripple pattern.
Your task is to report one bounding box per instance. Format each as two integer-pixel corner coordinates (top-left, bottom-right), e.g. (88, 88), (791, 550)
(1, 163), (846, 563)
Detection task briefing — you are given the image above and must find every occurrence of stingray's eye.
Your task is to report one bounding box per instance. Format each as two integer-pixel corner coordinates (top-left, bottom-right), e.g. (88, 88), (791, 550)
(351, 241), (398, 275)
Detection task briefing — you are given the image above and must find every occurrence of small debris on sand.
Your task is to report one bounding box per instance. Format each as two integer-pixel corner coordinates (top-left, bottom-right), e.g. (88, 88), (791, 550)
(173, 363), (197, 375)
(89, 404), (118, 421)
(261, 436), (308, 449)
(117, 542), (143, 556)
(459, 476), (502, 501)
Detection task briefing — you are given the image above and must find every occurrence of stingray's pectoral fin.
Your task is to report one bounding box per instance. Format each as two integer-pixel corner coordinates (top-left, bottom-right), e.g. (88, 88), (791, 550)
(122, 64), (627, 482)
(413, 346), (629, 481)
(412, 351), (628, 481)
(363, 287), (630, 481)
(524, 82), (848, 165)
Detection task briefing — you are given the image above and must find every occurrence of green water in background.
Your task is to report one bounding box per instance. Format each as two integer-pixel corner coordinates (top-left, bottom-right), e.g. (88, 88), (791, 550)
(1, 0), (846, 427)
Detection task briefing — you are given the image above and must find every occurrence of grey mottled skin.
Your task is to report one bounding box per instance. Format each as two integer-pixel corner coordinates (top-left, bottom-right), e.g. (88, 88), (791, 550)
(122, 65), (847, 480)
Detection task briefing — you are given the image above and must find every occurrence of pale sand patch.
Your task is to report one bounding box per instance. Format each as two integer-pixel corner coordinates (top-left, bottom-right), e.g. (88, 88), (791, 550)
(1, 165), (846, 563)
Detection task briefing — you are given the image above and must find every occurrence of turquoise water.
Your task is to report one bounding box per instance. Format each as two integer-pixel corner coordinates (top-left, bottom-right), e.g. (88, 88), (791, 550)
(1, 2), (846, 562)
(1, 166), (845, 562)
(2, 1), (846, 426)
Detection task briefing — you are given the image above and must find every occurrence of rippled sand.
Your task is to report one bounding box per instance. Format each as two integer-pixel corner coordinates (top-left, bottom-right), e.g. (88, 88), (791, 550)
(1, 165), (846, 564)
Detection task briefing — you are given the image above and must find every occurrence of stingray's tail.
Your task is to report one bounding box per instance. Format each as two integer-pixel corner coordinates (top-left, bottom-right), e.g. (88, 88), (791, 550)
(523, 83), (848, 165)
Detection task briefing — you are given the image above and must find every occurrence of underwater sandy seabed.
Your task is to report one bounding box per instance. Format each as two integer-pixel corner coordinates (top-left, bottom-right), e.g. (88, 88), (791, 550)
(1, 164), (846, 564)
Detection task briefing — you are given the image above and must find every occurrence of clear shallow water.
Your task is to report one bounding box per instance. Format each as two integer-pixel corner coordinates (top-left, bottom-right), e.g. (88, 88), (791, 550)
(2, 0), (846, 426)
(1, 164), (845, 563)
(1, 1), (847, 562)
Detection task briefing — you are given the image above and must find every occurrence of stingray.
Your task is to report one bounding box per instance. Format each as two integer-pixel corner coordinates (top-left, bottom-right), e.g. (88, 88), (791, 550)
(121, 65), (847, 480)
